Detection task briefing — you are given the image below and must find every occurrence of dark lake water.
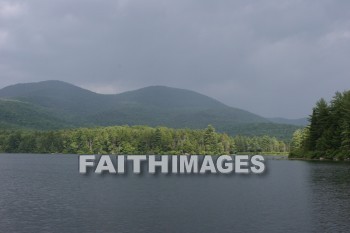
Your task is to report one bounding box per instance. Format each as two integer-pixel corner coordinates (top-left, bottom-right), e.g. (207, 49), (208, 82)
(0, 154), (349, 233)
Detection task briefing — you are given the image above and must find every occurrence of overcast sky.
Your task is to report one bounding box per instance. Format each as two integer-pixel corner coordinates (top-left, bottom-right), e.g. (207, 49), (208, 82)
(1, 0), (350, 118)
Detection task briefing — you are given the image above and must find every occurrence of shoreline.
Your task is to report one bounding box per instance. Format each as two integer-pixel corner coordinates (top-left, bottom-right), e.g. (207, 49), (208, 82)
(288, 157), (350, 162)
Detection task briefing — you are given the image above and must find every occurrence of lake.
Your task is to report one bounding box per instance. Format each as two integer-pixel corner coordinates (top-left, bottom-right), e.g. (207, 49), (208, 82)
(0, 154), (349, 233)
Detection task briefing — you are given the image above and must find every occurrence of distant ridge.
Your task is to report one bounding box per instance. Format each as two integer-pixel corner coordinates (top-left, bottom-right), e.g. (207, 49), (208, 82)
(0, 80), (301, 139)
(115, 85), (227, 109)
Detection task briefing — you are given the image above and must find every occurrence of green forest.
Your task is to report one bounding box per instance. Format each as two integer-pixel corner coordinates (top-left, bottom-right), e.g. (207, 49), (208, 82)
(0, 125), (288, 155)
(290, 90), (350, 160)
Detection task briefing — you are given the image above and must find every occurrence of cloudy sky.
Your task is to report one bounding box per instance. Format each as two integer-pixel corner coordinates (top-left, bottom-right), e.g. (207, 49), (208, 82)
(1, 0), (350, 118)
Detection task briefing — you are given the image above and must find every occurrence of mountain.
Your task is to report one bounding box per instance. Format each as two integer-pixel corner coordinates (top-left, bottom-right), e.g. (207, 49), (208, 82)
(0, 80), (300, 139)
(268, 117), (308, 126)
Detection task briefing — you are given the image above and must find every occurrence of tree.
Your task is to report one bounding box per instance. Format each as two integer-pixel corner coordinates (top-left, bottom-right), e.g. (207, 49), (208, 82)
(204, 125), (217, 154)
(290, 90), (350, 159)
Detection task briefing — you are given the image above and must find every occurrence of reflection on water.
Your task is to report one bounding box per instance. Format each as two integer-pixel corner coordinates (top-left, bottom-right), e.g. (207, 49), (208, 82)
(0, 154), (349, 233)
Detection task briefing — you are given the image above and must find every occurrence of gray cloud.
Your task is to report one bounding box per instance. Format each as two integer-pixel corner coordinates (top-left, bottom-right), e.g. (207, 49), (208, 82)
(1, 0), (350, 118)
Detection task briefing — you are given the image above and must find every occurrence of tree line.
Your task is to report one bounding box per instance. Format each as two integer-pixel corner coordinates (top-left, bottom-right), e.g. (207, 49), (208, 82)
(0, 125), (289, 155)
(290, 90), (350, 160)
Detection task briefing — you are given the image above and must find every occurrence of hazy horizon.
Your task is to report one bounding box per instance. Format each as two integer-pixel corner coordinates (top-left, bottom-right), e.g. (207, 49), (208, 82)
(1, 0), (349, 118)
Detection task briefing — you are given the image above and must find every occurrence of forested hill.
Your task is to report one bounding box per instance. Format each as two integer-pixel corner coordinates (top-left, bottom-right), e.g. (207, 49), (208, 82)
(268, 117), (308, 126)
(290, 90), (350, 160)
(0, 80), (300, 139)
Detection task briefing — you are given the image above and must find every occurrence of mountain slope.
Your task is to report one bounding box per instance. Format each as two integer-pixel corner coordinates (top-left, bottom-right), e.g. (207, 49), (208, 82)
(268, 117), (308, 126)
(0, 80), (300, 138)
(115, 85), (227, 109)
(0, 98), (71, 129)
(0, 80), (112, 116)
(90, 85), (268, 127)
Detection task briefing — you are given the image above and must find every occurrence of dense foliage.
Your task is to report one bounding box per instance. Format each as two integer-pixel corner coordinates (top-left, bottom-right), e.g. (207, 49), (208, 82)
(0, 125), (289, 155)
(290, 90), (350, 160)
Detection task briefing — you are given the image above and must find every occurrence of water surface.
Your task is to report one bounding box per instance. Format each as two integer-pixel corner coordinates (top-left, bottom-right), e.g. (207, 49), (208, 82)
(0, 154), (349, 233)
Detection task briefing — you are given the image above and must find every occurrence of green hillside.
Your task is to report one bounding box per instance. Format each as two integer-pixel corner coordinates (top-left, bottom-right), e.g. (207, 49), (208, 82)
(0, 80), (301, 139)
(268, 117), (308, 126)
(0, 98), (71, 130)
